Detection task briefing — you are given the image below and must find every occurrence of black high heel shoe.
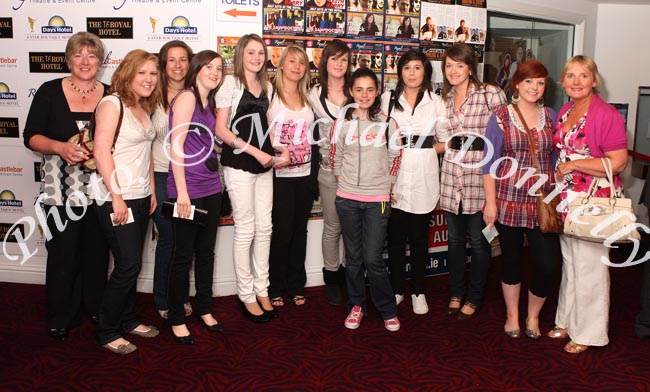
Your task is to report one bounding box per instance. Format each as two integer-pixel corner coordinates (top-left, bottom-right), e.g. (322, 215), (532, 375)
(173, 334), (195, 345)
(257, 298), (279, 319)
(200, 315), (224, 332)
(172, 325), (194, 345)
(239, 300), (271, 323)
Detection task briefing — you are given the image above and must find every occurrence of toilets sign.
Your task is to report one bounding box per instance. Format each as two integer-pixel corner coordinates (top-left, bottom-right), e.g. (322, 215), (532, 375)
(218, 0), (260, 22)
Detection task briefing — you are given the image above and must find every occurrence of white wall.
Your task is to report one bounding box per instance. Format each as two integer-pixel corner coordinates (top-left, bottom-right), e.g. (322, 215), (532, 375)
(594, 4), (650, 222)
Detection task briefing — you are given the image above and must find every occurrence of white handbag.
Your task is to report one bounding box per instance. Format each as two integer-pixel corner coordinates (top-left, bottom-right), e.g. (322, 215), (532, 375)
(564, 158), (640, 243)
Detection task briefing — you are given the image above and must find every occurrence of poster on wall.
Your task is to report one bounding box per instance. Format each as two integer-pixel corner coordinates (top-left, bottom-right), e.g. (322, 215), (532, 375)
(349, 41), (384, 84)
(384, 14), (420, 42)
(263, 1), (306, 36)
(454, 0), (487, 45)
(217, 36), (240, 75)
(419, 0), (455, 44)
(347, 12), (384, 40)
(386, 0), (420, 16)
(306, 10), (346, 36)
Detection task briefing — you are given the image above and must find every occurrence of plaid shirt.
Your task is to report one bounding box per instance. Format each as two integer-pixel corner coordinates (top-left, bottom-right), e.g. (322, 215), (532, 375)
(438, 84), (507, 215)
(492, 105), (556, 229)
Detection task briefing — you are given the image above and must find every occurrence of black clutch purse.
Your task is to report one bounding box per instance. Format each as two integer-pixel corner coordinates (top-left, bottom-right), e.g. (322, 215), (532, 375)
(161, 201), (209, 226)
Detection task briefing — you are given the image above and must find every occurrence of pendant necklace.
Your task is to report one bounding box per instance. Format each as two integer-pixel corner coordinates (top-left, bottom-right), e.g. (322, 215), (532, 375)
(69, 79), (98, 104)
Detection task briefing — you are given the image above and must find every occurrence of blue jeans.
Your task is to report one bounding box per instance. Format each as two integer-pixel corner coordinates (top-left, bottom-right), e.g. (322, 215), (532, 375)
(445, 206), (490, 307)
(336, 197), (396, 319)
(151, 171), (175, 311)
(95, 196), (151, 345)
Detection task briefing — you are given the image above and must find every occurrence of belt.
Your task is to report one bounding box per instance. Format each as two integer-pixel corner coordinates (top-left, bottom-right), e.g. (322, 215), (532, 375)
(401, 135), (436, 149)
(449, 135), (485, 151)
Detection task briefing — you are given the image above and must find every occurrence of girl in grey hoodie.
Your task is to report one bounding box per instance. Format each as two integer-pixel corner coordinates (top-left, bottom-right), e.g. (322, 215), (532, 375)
(329, 68), (402, 332)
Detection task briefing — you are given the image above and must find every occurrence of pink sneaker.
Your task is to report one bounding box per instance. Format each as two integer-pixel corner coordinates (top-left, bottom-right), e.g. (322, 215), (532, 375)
(344, 305), (364, 329)
(384, 316), (400, 332)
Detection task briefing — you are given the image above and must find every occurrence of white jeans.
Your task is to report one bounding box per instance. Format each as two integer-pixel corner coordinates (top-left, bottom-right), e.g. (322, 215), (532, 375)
(555, 235), (610, 346)
(224, 167), (273, 303)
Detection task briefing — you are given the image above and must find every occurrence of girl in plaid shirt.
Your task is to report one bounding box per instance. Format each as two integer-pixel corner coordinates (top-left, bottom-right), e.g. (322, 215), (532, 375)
(438, 43), (506, 319)
(482, 60), (559, 340)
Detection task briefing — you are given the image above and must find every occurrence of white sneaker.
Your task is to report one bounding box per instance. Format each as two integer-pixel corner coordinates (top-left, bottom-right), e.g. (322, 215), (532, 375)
(412, 294), (429, 315)
(395, 294), (404, 306)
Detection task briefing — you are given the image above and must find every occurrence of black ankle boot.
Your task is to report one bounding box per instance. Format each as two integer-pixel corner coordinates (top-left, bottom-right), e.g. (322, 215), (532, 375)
(323, 268), (343, 306)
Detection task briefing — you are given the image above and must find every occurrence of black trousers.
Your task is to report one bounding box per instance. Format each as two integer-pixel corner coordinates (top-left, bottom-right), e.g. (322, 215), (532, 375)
(168, 192), (222, 326)
(44, 205), (109, 329)
(268, 176), (314, 298)
(496, 222), (559, 298)
(94, 196), (151, 345)
(388, 208), (431, 295)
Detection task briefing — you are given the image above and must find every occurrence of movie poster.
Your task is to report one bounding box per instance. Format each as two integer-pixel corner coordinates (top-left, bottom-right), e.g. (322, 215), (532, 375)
(305, 38), (332, 86)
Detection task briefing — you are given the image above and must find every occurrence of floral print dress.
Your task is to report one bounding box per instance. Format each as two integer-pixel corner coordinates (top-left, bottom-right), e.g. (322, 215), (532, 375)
(554, 109), (624, 218)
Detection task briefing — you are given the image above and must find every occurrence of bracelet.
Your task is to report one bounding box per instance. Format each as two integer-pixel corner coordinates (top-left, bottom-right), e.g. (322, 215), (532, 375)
(230, 136), (239, 149)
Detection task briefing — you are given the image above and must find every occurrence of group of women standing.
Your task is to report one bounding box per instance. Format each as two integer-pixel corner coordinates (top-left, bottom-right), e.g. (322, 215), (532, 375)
(25, 30), (630, 355)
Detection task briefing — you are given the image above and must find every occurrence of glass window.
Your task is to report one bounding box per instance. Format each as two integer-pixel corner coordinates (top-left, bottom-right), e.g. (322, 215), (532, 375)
(485, 12), (574, 111)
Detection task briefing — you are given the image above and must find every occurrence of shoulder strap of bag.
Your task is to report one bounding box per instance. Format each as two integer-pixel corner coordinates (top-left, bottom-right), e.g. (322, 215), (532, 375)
(511, 103), (540, 172)
(586, 158), (615, 199)
(319, 85), (337, 120)
(387, 90), (395, 119)
(88, 96), (124, 148)
(111, 98), (124, 149)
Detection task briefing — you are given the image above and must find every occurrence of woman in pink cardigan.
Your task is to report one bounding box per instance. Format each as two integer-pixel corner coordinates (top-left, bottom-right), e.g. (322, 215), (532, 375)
(549, 55), (628, 354)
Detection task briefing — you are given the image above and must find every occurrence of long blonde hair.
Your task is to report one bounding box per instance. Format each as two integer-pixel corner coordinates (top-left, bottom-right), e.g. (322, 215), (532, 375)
(273, 45), (309, 108)
(233, 34), (270, 97)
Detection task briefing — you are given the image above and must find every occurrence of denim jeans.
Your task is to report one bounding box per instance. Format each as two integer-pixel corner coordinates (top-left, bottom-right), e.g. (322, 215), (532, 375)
(168, 192), (222, 326)
(95, 196), (151, 345)
(151, 171), (176, 312)
(336, 197), (396, 319)
(445, 205), (490, 307)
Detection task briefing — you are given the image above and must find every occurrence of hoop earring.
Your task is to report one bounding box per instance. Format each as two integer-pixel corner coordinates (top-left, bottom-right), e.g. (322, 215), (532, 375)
(511, 90), (520, 104)
(537, 96), (544, 108)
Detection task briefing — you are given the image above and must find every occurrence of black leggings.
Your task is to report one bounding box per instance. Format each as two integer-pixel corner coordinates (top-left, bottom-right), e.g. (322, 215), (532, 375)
(496, 223), (559, 298)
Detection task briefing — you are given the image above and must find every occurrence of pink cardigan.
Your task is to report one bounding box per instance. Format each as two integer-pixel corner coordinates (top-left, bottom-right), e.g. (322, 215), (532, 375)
(556, 94), (628, 157)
